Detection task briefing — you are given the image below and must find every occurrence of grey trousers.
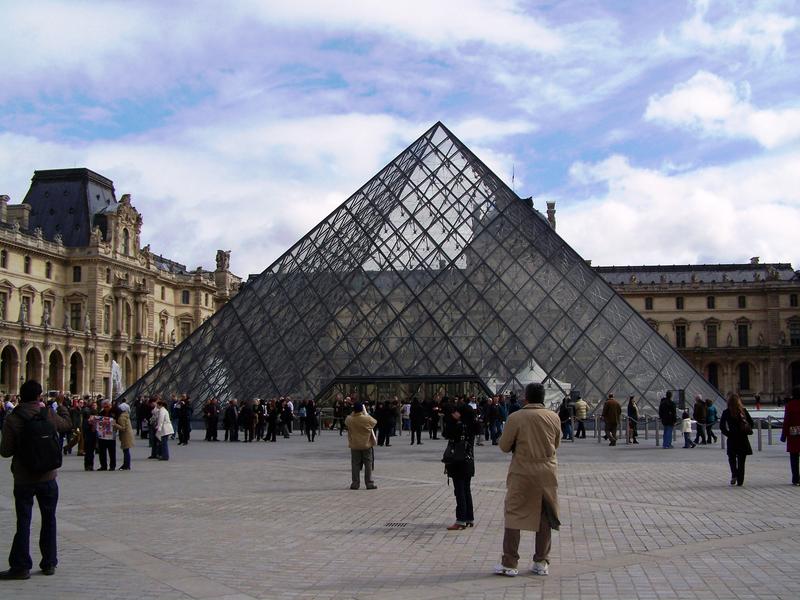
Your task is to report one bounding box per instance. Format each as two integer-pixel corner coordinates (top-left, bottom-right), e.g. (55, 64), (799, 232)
(351, 449), (374, 487)
(501, 509), (552, 568)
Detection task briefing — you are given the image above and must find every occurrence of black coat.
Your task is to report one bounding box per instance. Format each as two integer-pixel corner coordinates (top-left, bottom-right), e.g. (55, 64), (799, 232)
(720, 408), (754, 456)
(444, 413), (475, 479)
(409, 402), (425, 427)
(659, 398), (677, 426)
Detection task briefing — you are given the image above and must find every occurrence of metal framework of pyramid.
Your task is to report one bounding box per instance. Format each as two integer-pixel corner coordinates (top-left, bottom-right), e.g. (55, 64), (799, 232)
(120, 122), (722, 412)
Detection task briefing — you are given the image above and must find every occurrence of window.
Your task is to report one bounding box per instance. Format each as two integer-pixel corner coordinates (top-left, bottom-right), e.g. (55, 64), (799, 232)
(24, 256), (31, 274)
(675, 324), (687, 348)
(103, 304), (111, 334)
(21, 296), (31, 323)
(0, 291), (7, 320)
(707, 323), (717, 348)
(706, 296), (715, 309)
(791, 294), (798, 308)
(738, 323), (749, 347)
(675, 296), (684, 310)
(73, 266), (82, 282)
(707, 363), (719, 389)
(106, 268), (111, 284)
(161, 286), (165, 300)
(122, 228), (130, 256)
(45, 261), (52, 279)
(0, 249), (6, 269)
(738, 363), (750, 391)
(790, 320), (800, 347)
(181, 290), (190, 304)
(70, 303), (81, 330)
(738, 295), (746, 309)
(180, 321), (191, 341)
(644, 297), (653, 310)
(204, 292), (209, 307)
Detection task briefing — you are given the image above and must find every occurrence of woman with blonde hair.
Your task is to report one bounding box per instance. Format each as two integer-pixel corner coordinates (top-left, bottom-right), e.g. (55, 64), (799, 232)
(720, 394), (754, 486)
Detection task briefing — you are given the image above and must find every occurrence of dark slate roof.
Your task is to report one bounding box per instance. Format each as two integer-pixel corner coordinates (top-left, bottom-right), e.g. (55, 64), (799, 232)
(151, 253), (188, 275)
(595, 263), (799, 285)
(22, 168), (118, 247)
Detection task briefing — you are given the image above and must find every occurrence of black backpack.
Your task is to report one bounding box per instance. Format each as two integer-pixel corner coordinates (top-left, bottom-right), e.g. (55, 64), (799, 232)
(19, 407), (63, 473)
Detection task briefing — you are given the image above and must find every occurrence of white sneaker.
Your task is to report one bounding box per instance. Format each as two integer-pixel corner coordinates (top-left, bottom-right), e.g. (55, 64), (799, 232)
(494, 564), (518, 577)
(531, 561), (549, 576)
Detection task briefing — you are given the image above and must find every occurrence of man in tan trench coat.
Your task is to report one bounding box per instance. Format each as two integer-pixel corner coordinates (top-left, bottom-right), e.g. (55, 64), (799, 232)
(495, 382), (561, 577)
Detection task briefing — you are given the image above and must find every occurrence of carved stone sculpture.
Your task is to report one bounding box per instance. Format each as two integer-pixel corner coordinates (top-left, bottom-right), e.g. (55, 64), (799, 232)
(216, 250), (231, 271)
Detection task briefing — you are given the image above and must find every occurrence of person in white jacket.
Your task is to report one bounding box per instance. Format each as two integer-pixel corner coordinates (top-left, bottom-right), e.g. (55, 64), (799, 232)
(155, 399), (174, 461)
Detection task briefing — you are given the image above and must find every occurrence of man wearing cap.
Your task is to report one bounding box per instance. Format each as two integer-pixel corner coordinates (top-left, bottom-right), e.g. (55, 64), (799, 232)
(0, 380), (72, 580)
(602, 393), (622, 447)
(344, 402), (378, 490)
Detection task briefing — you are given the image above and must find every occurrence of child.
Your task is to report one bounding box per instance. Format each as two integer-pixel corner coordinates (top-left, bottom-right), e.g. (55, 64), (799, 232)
(681, 410), (696, 448)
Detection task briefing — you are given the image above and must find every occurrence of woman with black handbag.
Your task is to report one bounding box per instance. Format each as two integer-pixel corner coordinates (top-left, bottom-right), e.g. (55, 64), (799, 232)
(720, 394), (754, 486)
(443, 400), (476, 530)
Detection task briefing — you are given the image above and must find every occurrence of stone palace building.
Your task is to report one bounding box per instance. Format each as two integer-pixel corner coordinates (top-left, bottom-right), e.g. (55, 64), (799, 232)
(0, 168), (240, 396)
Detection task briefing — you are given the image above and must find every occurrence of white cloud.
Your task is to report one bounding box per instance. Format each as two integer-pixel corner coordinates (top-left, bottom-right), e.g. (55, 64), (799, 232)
(645, 71), (800, 148)
(558, 151), (800, 268)
(676, 0), (798, 60)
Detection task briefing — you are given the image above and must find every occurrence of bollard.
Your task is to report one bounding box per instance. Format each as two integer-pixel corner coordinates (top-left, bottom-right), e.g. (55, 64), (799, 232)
(757, 418), (763, 452)
(655, 419), (660, 447)
(596, 416), (601, 443)
(768, 416), (773, 445)
(645, 416), (649, 440)
(571, 415), (576, 443)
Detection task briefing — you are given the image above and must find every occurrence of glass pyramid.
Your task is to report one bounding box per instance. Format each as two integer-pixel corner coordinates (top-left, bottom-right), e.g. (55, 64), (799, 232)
(120, 122), (721, 412)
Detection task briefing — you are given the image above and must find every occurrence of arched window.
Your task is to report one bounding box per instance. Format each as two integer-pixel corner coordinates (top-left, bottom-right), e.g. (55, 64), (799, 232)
(122, 228), (130, 256)
(738, 363), (751, 391)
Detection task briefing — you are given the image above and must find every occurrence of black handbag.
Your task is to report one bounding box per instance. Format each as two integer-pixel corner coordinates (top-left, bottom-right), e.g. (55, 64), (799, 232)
(441, 439), (468, 464)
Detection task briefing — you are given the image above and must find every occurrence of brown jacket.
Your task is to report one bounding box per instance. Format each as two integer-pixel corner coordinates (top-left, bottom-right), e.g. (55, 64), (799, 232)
(1, 400), (72, 485)
(115, 412), (135, 450)
(498, 404), (561, 531)
(345, 411), (377, 450)
(602, 398), (622, 427)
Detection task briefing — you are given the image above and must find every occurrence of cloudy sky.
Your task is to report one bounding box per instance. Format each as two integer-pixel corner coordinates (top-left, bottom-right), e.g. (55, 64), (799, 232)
(1, 0), (798, 277)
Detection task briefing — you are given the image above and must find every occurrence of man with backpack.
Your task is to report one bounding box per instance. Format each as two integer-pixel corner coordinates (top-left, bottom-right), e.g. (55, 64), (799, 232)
(0, 380), (72, 580)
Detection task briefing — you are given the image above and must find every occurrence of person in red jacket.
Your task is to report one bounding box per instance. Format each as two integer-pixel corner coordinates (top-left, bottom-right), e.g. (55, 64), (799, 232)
(780, 386), (800, 486)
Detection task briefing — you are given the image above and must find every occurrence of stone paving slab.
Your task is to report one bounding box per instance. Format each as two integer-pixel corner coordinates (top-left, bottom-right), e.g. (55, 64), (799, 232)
(1, 429), (799, 599)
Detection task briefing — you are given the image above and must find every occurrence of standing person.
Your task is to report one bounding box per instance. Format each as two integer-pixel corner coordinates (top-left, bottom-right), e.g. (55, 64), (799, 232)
(147, 397), (161, 458)
(254, 399), (266, 440)
(627, 396), (640, 444)
(409, 398), (424, 446)
(681, 410), (696, 448)
(443, 399), (476, 530)
(280, 400), (293, 439)
(223, 400), (239, 442)
(705, 398), (719, 443)
(780, 387), (800, 486)
(692, 395), (708, 445)
(558, 398), (572, 441)
(495, 383), (561, 577)
(265, 399), (278, 442)
(154, 399), (174, 461)
(720, 394), (754, 486)
(239, 401), (254, 443)
(376, 401), (393, 447)
(0, 380), (72, 579)
(429, 400), (440, 440)
(82, 399), (98, 470)
(573, 396), (588, 439)
(176, 395), (192, 446)
(306, 399), (319, 442)
(96, 400), (117, 472)
(659, 391), (677, 449)
(203, 398), (219, 441)
(401, 399), (411, 432)
(344, 403), (377, 490)
(601, 393), (621, 447)
(114, 402), (134, 470)
(297, 401), (307, 436)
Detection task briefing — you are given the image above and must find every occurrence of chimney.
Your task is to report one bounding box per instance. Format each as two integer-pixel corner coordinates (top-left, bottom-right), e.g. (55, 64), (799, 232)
(0, 195), (8, 223)
(546, 201), (556, 230)
(750, 256), (760, 265)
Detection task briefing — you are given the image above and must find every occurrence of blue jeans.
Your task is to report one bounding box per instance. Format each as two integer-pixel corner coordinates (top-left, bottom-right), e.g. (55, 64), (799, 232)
(663, 425), (673, 448)
(9, 480), (59, 571)
(160, 435), (170, 460)
(122, 448), (131, 469)
(452, 477), (474, 524)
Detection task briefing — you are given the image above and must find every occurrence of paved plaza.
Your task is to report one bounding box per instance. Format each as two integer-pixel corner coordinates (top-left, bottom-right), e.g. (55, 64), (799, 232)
(1, 427), (799, 600)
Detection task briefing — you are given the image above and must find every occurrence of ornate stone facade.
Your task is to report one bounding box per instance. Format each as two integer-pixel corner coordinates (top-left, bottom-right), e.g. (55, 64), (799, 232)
(0, 169), (241, 396)
(598, 261), (800, 402)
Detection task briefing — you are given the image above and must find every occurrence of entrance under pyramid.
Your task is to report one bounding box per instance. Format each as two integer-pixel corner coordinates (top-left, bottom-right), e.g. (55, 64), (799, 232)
(120, 122), (722, 413)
